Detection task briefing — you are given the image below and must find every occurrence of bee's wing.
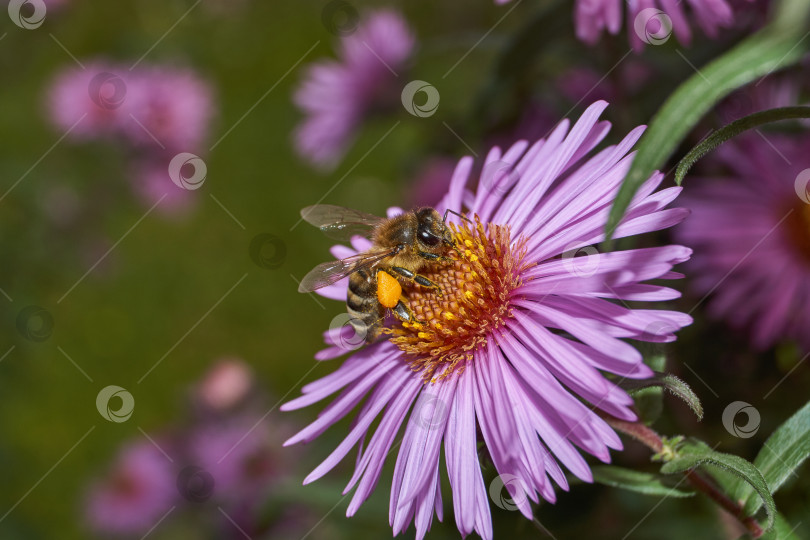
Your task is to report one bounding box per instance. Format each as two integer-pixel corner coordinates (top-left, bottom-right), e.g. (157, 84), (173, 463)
(298, 248), (396, 293)
(300, 204), (386, 240)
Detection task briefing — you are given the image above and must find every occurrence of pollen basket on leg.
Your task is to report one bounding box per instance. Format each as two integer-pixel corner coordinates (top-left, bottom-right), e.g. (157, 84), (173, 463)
(388, 217), (528, 382)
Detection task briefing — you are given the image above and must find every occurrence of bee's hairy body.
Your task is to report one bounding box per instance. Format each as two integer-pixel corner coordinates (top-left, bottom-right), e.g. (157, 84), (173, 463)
(347, 211), (451, 342)
(298, 205), (456, 344)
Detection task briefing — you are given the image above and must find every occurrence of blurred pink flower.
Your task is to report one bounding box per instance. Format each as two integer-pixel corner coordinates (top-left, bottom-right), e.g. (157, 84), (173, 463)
(131, 159), (196, 216)
(195, 358), (254, 412)
(718, 74), (807, 123)
(576, 0), (742, 49)
(84, 441), (176, 535)
(407, 157), (458, 208)
(121, 66), (215, 152)
(186, 417), (280, 501)
(676, 133), (810, 351)
(46, 62), (128, 140)
(293, 9), (414, 170)
(497, 0), (750, 49)
(46, 61), (214, 153)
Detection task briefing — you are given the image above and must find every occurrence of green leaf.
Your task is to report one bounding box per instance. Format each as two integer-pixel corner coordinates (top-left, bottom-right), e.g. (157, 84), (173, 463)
(732, 401), (810, 516)
(675, 106), (810, 185)
(592, 465), (695, 498)
(620, 371), (703, 420)
(660, 440), (776, 531)
(604, 0), (810, 244)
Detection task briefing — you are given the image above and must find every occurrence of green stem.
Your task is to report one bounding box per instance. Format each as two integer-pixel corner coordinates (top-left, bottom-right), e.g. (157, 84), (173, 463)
(675, 106), (810, 185)
(605, 418), (765, 538)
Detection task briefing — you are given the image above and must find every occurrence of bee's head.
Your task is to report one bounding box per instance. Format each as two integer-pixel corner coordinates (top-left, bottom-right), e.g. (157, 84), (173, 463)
(414, 208), (452, 252)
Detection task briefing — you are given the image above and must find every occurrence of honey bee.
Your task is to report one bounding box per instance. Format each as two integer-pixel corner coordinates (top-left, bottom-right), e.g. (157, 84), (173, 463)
(298, 205), (459, 343)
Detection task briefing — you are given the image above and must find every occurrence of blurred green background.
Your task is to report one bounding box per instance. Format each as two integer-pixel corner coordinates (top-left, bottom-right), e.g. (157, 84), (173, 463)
(1, 1), (808, 539)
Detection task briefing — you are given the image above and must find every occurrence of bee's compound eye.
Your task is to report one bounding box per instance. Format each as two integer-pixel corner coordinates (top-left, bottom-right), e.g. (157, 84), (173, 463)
(419, 229), (441, 247)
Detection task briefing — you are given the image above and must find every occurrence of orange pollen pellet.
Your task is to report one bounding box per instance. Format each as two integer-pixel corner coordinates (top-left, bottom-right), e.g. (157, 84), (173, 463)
(376, 270), (402, 308)
(387, 216), (530, 382)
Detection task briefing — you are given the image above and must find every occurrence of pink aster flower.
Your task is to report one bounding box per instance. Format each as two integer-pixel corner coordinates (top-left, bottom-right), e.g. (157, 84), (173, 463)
(84, 441), (176, 535)
(121, 66), (215, 152)
(187, 417), (280, 501)
(293, 9), (414, 170)
(46, 62), (129, 140)
(46, 62), (214, 153)
(675, 133), (810, 351)
(130, 158), (196, 216)
(577, 0), (741, 49)
(497, 0), (748, 49)
(284, 101), (692, 539)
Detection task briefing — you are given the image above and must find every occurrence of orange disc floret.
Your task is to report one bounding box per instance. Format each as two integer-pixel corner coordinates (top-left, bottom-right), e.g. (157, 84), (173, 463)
(390, 217), (530, 382)
(376, 270), (402, 308)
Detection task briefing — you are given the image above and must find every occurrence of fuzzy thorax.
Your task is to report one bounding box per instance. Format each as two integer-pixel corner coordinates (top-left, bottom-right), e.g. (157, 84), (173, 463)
(388, 217), (529, 382)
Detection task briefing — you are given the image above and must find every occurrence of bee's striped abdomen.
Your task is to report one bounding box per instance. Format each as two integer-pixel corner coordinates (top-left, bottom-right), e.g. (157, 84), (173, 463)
(347, 268), (384, 342)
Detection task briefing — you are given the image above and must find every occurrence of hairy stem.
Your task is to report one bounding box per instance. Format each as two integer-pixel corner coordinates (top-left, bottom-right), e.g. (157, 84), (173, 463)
(605, 418), (764, 538)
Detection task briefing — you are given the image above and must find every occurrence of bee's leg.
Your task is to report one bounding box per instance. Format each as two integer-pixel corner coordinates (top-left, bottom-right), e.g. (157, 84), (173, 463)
(389, 266), (443, 296)
(392, 299), (425, 327)
(417, 251), (454, 264)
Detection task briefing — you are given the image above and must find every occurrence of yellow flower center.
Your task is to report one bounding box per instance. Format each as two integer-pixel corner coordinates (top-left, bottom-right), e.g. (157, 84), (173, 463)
(387, 217), (529, 382)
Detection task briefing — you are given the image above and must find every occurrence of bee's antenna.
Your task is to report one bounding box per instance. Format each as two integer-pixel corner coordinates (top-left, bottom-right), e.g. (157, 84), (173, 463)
(442, 208), (471, 224)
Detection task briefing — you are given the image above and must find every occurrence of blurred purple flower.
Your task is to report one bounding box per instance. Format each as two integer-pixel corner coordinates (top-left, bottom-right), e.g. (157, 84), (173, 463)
(46, 61), (215, 215)
(46, 62), (127, 140)
(407, 157), (458, 208)
(718, 74), (807, 123)
(84, 441), (176, 536)
(497, 0), (750, 49)
(121, 66), (215, 152)
(195, 358), (255, 413)
(131, 159), (196, 216)
(187, 417), (280, 502)
(676, 133), (810, 351)
(293, 9), (414, 170)
(576, 0), (746, 49)
(284, 101), (692, 539)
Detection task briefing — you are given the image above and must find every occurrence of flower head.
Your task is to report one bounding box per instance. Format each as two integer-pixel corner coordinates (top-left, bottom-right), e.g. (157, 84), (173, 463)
(285, 101), (692, 539)
(496, 0), (749, 49)
(46, 61), (127, 140)
(84, 441), (176, 535)
(675, 132), (810, 351)
(576, 0), (740, 49)
(121, 66), (214, 152)
(293, 9), (414, 170)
